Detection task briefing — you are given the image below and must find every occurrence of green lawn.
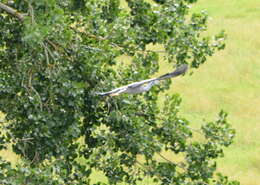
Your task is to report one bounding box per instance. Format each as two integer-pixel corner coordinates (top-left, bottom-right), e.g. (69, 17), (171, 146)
(170, 0), (260, 184)
(1, 0), (260, 184)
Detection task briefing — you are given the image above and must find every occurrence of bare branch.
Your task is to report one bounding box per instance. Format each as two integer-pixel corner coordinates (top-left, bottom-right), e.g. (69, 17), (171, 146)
(0, 2), (25, 21)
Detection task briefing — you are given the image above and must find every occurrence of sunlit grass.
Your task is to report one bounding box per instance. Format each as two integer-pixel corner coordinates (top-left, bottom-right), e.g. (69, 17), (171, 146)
(1, 0), (260, 184)
(170, 0), (260, 184)
(0, 112), (21, 165)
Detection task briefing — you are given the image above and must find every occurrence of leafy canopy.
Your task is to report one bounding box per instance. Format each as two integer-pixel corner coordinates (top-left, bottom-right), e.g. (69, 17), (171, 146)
(0, 0), (238, 184)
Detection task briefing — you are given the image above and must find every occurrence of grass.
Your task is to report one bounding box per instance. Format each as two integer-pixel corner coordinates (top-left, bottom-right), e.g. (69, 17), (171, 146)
(170, 0), (260, 184)
(1, 0), (260, 184)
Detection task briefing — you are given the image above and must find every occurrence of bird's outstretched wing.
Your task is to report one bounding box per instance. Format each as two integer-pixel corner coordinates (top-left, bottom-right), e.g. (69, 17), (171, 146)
(157, 64), (188, 80)
(124, 77), (158, 88)
(96, 64), (188, 96)
(95, 78), (157, 96)
(95, 86), (128, 96)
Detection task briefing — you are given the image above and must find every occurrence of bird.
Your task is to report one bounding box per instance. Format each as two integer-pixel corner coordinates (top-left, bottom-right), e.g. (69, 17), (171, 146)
(96, 64), (188, 97)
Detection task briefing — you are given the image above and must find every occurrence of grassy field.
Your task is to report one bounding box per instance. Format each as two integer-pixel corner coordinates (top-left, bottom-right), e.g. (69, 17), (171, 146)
(1, 0), (260, 184)
(171, 0), (260, 184)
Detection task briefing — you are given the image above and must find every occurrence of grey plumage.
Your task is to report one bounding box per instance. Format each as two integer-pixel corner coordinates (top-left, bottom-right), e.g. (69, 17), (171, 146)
(96, 64), (188, 96)
(157, 64), (188, 80)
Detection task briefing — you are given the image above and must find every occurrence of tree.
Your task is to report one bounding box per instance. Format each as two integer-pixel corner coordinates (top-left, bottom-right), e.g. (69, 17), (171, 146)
(0, 0), (239, 184)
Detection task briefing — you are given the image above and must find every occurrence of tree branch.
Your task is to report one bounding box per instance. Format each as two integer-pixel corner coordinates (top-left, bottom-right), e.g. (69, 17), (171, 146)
(0, 2), (25, 21)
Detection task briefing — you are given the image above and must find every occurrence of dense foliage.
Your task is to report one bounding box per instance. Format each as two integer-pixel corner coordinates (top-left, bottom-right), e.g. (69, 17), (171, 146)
(0, 0), (239, 184)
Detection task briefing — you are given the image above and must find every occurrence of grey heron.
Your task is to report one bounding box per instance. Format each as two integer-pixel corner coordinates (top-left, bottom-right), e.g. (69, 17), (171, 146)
(96, 64), (188, 96)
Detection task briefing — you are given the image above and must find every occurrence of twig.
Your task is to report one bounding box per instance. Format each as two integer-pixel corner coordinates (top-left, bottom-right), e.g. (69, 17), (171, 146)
(45, 39), (75, 62)
(31, 87), (43, 111)
(30, 151), (39, 164)
(14, 137), (34, 144)
(70, 26), (107, 41)
(156, 151), (186, 170)
(45, 39), (61, 52)
(110, 42), (166, 53)
(136, 159), (173, 184)
(186, 126), (203, 136)
(40, 42), (50, 66)
(0, 2), (25, 21)
(136, 112), (203, 135)
(146, 50), (166, 53)
(26, 0), (35, 24)
(157, 152), (174, 164)
(28, 69), (43, 111)
(19, 137), (34, 141)
(70, 26), (168, 55)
